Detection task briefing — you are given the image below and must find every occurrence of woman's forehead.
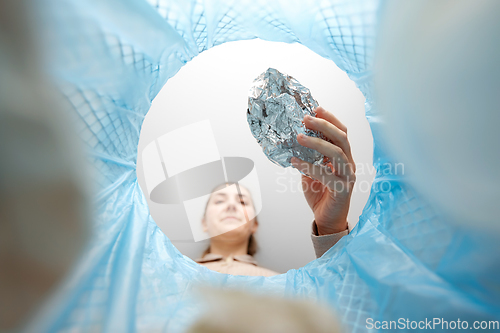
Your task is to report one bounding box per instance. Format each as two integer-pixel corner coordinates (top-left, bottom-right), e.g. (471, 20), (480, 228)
(212, 184), (251, 198)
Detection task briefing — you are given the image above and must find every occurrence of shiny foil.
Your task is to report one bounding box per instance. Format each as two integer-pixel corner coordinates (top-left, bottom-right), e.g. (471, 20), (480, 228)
(247, 68), (329, 169)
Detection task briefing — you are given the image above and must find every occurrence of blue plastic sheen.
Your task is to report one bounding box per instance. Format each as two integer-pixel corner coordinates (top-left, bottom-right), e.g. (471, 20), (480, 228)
(33, 0), (500, 332)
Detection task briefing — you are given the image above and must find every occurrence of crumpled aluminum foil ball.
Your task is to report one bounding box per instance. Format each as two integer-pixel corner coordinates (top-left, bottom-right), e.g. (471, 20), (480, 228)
(247, 68), (329, 169)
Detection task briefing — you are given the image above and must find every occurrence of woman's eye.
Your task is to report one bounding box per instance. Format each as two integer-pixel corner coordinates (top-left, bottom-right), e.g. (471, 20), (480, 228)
(240, 201), (248, 205)
(215, 200), (223, 204)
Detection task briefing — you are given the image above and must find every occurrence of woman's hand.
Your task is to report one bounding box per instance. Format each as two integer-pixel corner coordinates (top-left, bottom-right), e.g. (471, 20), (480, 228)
(291, 106), (356, 235)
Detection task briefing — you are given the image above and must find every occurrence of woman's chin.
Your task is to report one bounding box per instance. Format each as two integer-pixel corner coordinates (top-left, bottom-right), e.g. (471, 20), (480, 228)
(211, 224), (248, 240)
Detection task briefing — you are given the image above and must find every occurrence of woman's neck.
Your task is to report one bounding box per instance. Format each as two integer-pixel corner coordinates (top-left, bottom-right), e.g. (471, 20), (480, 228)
(209, 239), (249, 258)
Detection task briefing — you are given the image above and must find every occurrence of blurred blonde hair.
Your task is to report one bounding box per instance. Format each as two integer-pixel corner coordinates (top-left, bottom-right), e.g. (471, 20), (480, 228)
(187, 288), (341, 333)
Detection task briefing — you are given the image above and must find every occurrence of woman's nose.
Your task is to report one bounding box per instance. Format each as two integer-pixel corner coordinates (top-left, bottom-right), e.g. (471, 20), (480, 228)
(225, 199), (239, 211)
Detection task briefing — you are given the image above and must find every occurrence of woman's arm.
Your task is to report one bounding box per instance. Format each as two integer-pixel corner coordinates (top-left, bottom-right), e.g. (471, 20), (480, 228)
(292, 106), (355, 238)
(311, 221), (349, 258)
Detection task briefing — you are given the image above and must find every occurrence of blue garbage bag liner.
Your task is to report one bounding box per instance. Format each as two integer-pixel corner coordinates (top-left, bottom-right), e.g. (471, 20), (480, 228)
(29, 0), (500, 331)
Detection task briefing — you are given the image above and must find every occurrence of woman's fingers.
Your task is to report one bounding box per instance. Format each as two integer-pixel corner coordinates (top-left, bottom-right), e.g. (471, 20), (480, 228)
(291, 157), (342, 187)
(303, 115), (351, 156)
(315, 106), (347, 133)
(303, 107), (356, 173)
(296, 133), (354, 178)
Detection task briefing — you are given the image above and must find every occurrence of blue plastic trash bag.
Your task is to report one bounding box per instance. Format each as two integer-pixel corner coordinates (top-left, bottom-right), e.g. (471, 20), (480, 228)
(22, 0), (500, 332)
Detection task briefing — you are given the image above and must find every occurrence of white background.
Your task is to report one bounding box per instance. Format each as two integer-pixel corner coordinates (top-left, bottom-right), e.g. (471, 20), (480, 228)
(137, 39), (374, 274)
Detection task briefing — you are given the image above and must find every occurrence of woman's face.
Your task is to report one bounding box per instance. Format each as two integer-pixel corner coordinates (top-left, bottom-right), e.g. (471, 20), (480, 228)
(202, 184), (257, 240)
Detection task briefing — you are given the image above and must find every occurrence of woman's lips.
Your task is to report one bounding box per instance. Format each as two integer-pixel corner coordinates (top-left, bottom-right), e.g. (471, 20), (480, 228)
(222, 216), (240, 222)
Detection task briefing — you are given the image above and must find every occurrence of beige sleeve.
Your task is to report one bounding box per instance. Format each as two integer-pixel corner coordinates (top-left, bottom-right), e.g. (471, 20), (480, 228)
(311, 221), (349, 258)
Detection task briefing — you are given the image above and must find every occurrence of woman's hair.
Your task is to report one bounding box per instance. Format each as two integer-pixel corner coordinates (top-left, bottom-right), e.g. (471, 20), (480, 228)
(201, 182), (258, 257)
